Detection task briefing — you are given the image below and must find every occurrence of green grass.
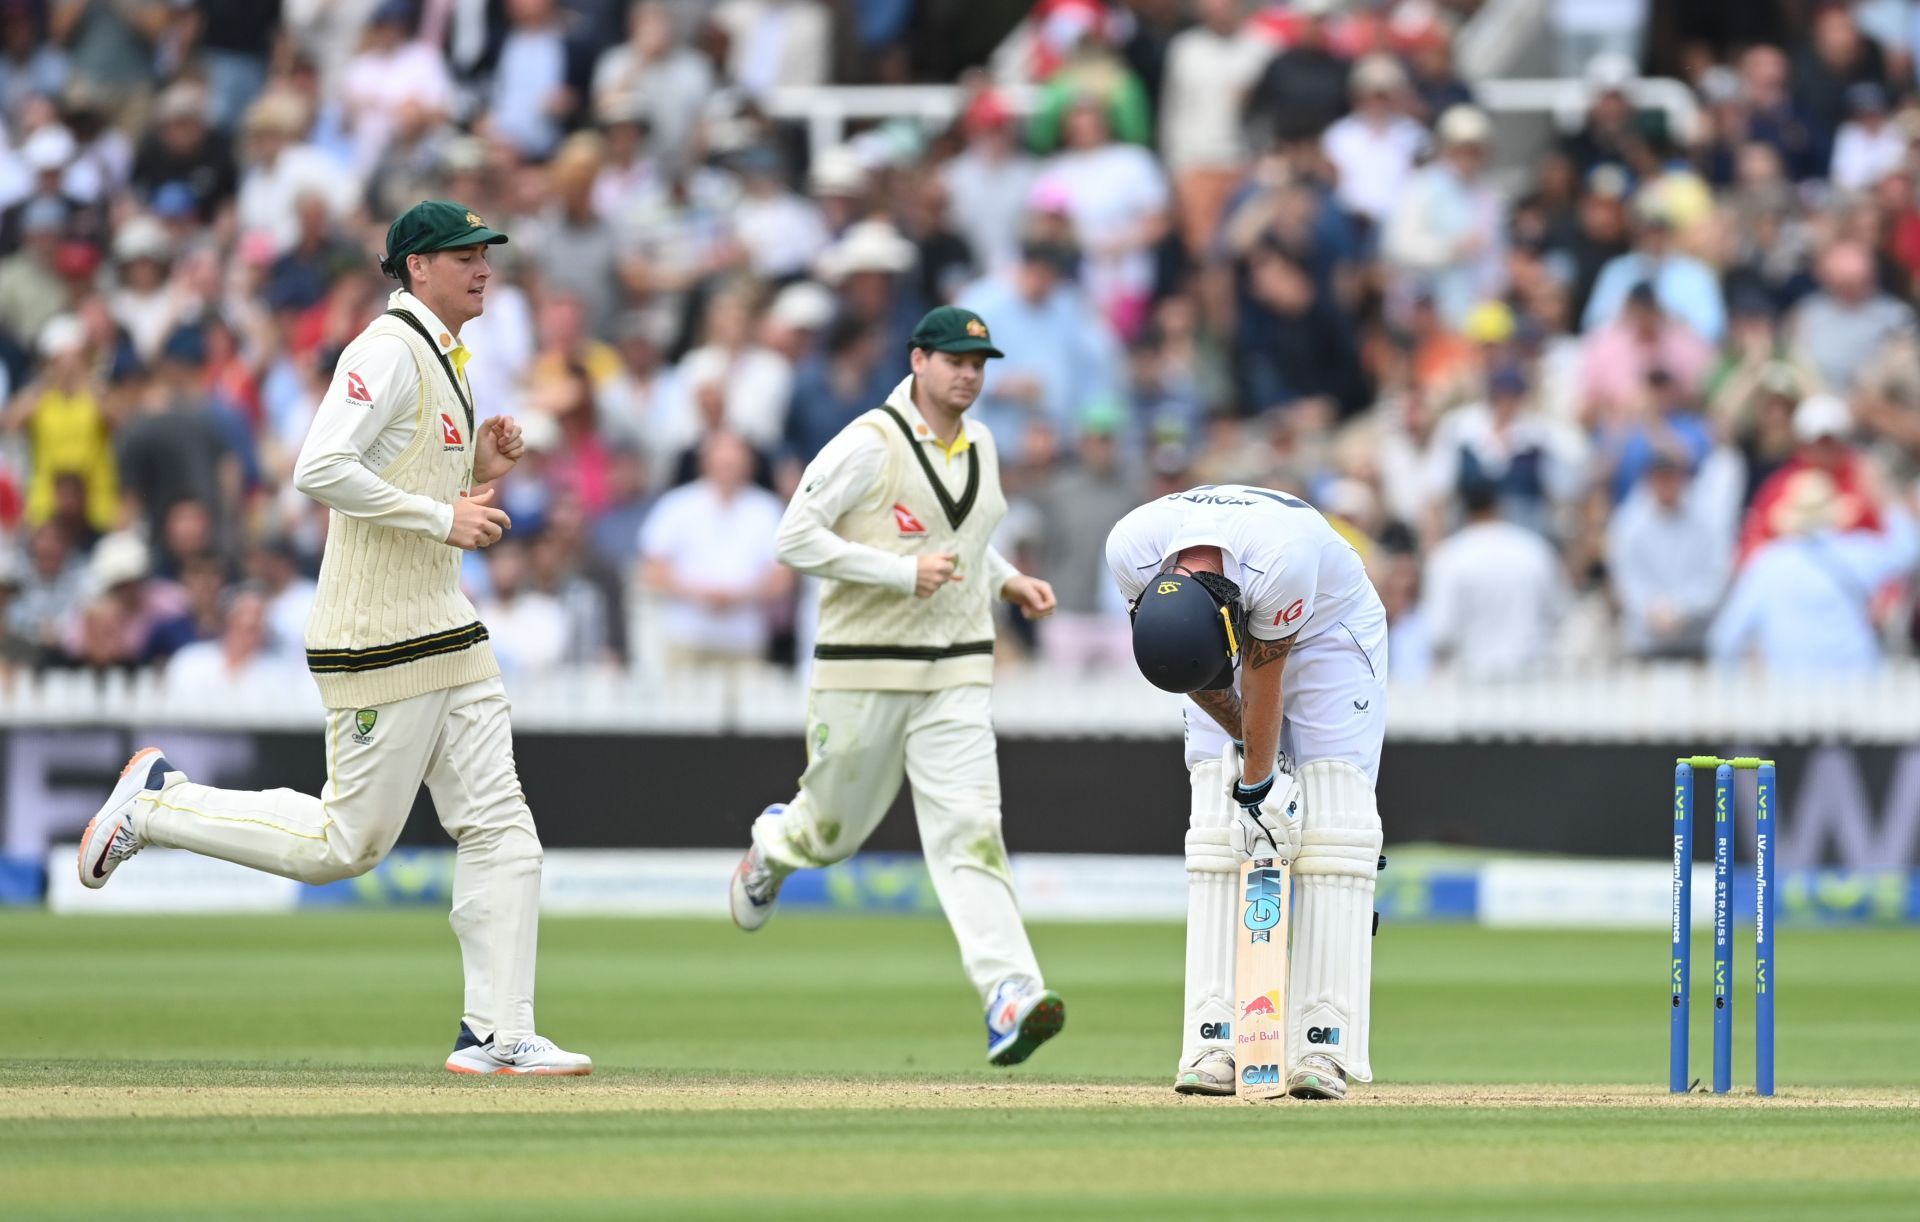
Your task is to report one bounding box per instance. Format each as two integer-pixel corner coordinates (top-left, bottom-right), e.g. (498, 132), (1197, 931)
(2, 913), (1917, 1220)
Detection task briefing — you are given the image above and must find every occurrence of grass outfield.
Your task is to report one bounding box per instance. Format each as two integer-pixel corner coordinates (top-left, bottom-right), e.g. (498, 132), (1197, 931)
(2, 913), (1917, 1220)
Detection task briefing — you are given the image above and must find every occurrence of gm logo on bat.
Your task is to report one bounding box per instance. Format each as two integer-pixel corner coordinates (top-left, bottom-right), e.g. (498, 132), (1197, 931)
(1241, 1064), (1282, 1086)
(1243, 865), (1284, 932)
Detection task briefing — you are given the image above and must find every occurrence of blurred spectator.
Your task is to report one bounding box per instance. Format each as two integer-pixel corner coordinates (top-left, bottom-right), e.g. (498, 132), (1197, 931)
(0, 124), (100, 254)
(234, 91), (353, 256)
(1740, 392), (1882, 560)
(1559, 54), (1665, 181)
(590, 1), (713, 169)
(536, 362), (617, 516)
(128, 82), (238, 222)
(338, 0), (455, 177)
(148, 550), (228, 655)
(474, 536), (570, 674)
(53, 0), (171, 106)
(1384, 104), (1503, 328)
(164, 585), (306, 693)
(816, 217), (922, 363)
(641, 430), (791, 668)
(0, 543), (36, 672)
(1598, 366), (1713, 506)
(711, 0), (832, 99)
(1321, 54), (1426, 231)
(941, 90), (1040, 276)
(664, 288), (794, 462)
(1791, 3), (1888, 161)
(1032, 96), (1170, 338)
(1237, 238), (1368, 419)
(1034, 397), (1141, 669)
(1710, 468), (1919, 673)
(1581, 194), (1726, 343)
(1577, 282), (1713, 429)
(6, 314), (118, 534)
(52, 530), (186, 669)
(1244, 0), (1349, 147)
(530, 491), (627, 666)
(115, 327), (237, 554)
(106, 215), (188, 361)
(484, 0), (585, 161)
(958, 235), (1121, 440)
(521, 134), (622, 329)
(786, 314), (887, 464)
(0, 197), (73, 341)
(1374, 529), (1432, 682)
(587, 445), (653, 571)
(1426, 365), (1586, 539)
(902, 174), (973, 307)
(248, 537), (315, 653)
(732, 145), (830, 282)
(1788, 240), (1917, 395)
(1421, 478), (1568, 679)
(1830, 81), (1904, 191)
(190, 0), (281, 134)
(1160, 0), (1269, 257)
(0, 10), (69, 121)
(1608, 450), (1735, 658)
(5, 522), (87, 657)
(1026, 5), (1154, 152)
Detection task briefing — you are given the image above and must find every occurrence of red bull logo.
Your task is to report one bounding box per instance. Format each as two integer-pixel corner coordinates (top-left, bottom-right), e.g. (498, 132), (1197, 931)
(1240, 990), (1280, 1020)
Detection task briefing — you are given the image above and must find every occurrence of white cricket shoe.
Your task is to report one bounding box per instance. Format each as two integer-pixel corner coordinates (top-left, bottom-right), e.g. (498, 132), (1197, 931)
(984, 977), (1066, 1067)
(445, 1023), (592, 1076)
(76, 746), (179, 889)
(1288, 1052), (1348, 1100)
(728, 806), (792, 932)
(1173, 1047), (1236, 1096)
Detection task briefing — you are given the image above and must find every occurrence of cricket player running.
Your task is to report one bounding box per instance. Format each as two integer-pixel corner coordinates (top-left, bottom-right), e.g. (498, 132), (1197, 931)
(1106, 484), (1387, 1099)
(728, 306), (1068, 1066)
(76, 201), (591, 1075)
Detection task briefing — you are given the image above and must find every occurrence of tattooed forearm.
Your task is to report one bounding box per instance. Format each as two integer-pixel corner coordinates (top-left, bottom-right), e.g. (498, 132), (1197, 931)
(1189, 686), (1244, 739)
(1246, 636), (1294, 672)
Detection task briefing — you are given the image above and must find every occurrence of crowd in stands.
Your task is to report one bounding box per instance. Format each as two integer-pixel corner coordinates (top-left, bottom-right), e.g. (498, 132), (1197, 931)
(5, 0), (1920, 695)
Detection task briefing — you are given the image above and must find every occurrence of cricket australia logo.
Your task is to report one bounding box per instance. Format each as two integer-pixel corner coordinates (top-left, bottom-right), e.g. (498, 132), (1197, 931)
(352, 709), (378, 745)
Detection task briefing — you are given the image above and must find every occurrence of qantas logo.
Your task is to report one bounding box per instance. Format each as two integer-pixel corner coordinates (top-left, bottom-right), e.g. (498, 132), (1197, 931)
(345, 372), (371, 403)
(440, 413), (463, 447)
(892, 504), (926, 535)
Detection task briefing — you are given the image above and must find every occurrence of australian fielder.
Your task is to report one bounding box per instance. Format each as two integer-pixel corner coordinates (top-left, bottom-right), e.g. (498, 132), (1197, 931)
(1107, 484), (1388, 1099)
(728, 306), (1068, 1066)
(76, 201), (590, 1075)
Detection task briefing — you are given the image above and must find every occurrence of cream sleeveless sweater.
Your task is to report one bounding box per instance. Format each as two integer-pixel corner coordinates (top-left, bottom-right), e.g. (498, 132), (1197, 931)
(304, 310), (499, 707)
(811, 396), (1008, 692)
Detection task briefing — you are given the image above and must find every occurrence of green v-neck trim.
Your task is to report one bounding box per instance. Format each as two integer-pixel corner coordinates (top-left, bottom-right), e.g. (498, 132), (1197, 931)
(880, 404), (979, 530)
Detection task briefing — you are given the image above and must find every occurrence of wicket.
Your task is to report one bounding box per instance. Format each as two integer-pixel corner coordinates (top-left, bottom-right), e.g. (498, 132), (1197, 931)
(1670, 755), (1776, 1096)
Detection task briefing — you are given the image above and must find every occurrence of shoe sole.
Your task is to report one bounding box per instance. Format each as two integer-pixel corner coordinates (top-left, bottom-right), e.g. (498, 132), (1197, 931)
(988, 992), (1066, 1067)
(1173, 1076), (1235, 1096)
(76, 747), (163, 890)
(728, 856), (777, 933)
(444, 1059), (593, 1077)
(1287, 1073), (1346, 1101)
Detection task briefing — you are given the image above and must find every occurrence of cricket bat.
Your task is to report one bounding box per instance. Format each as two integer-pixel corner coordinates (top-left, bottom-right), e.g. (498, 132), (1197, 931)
(1234, 854), (1291, 1100)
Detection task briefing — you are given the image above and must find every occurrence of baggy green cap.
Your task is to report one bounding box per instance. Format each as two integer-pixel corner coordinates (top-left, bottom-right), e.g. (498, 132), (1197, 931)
(908, 306), (1004, 358)
(380, 199), (509, 279)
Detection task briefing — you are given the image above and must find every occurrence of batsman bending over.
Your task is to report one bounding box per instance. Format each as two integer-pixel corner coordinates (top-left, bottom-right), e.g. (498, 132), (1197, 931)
(727, 306), (1067, 1067)
(1107, 484), (1387, 1099)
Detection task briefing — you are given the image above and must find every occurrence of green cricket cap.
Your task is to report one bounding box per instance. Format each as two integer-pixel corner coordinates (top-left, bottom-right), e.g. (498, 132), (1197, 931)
(908, 306), (1004, 358)
(380, 199), (509, 279)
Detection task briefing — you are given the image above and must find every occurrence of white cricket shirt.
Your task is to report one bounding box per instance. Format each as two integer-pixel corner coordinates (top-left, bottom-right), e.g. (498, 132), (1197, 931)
(1105, 484), (1378, 643)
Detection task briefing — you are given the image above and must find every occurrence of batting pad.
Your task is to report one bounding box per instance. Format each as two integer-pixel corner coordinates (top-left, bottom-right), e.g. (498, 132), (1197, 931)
(1290, 759), (1383, 1082)
(1183, 757), (1238, 1057)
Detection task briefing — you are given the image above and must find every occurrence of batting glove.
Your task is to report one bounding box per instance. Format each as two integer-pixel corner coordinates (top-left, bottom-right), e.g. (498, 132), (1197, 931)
(1227, 765), (1302, 863)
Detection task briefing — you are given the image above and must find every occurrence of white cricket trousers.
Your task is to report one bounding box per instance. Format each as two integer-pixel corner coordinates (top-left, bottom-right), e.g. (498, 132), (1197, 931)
(136, 675), (544, 1048)
(751, 684), (1044, 1002)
